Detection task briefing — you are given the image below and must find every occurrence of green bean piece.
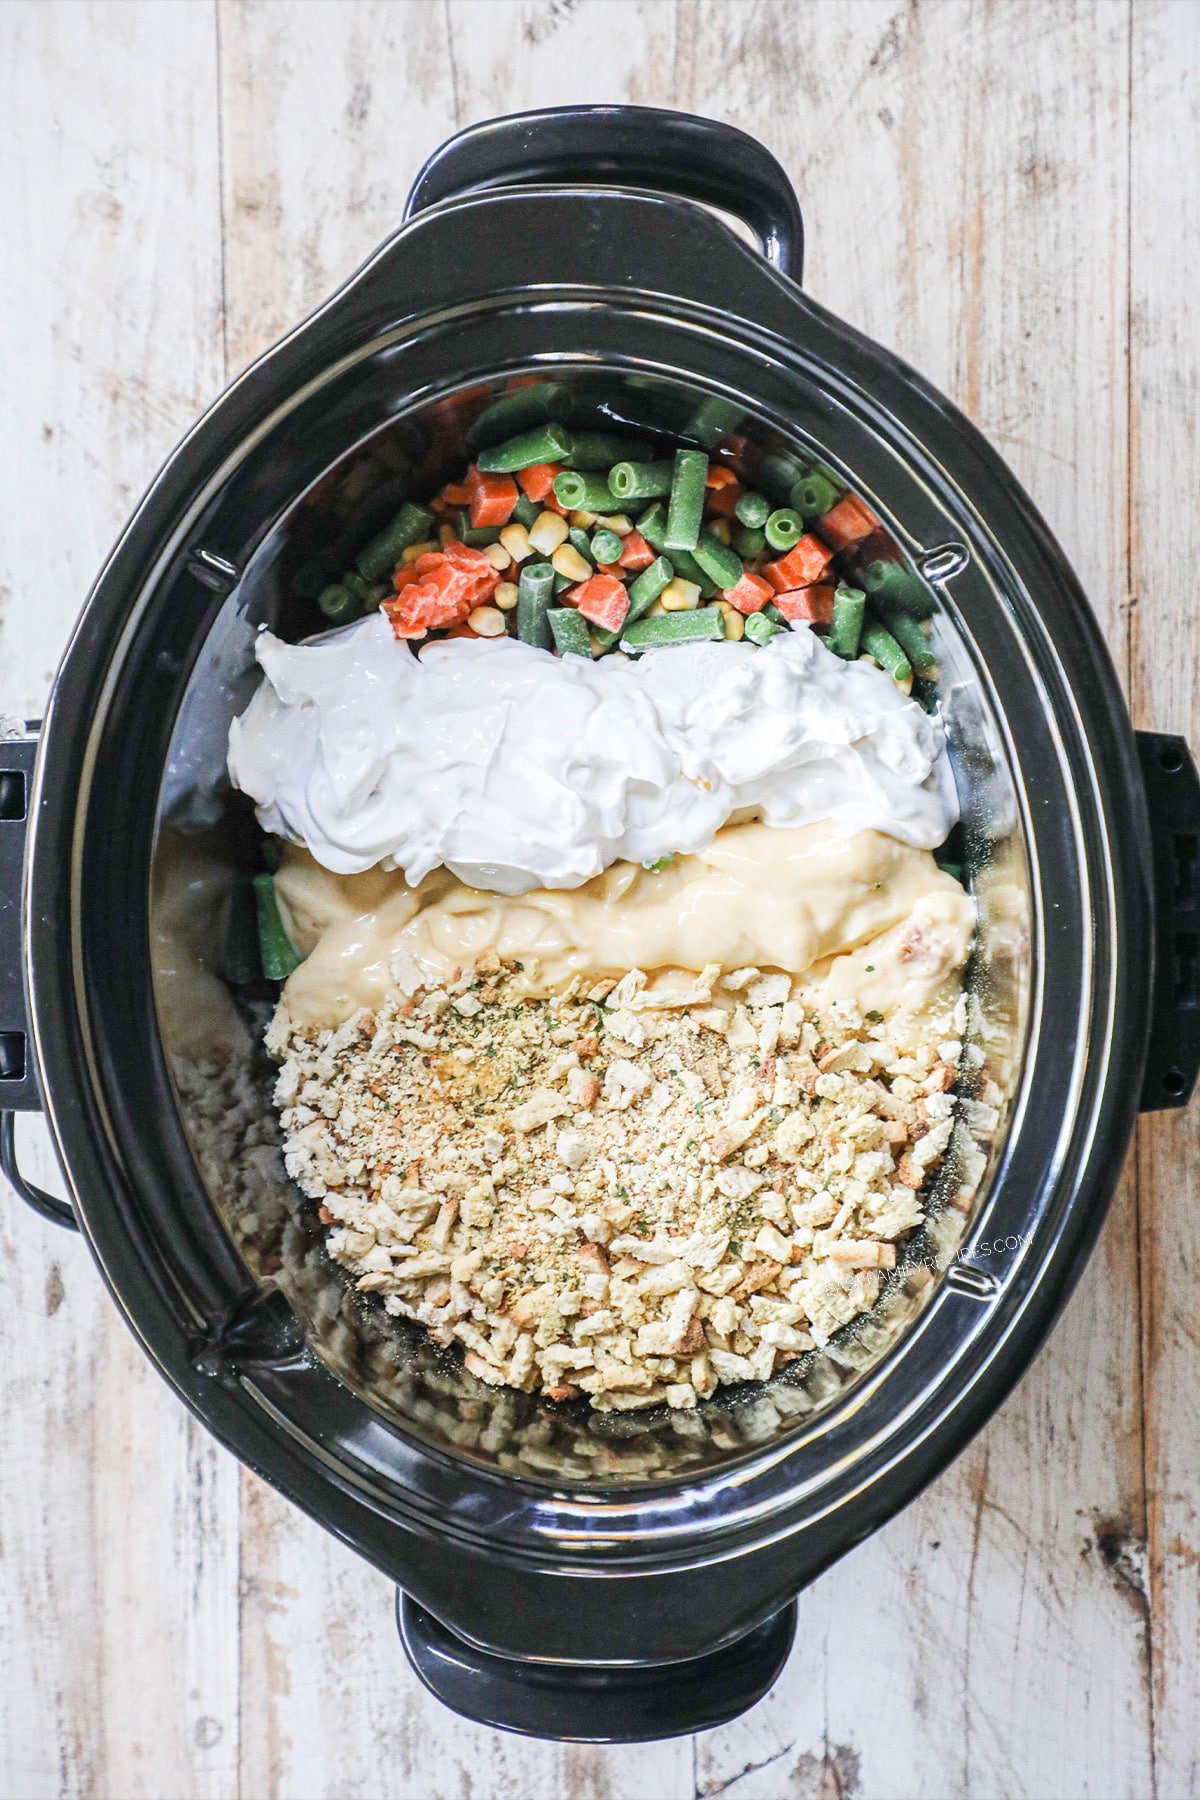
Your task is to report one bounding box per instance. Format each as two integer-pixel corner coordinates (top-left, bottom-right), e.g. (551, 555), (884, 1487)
(764, 602), (790, 630)
(664, 449), (708, 553)
(682, 396), (744, 448)
(859, 559), (934, 618)
(625, 555), (676, 619)
(590, 528), (623, 565)
(341, 570), (379, 606)
(691, 531), (744, 589)
(355, 502), (435, 580)
(789, 471), (842, 519)
(222, 881), (261, 986)
(734, 490), (771, 528)
(764, 508), (804, 552)
(467, 382), (563, 448)
(568, 527), (596, 564)
(874, 598), (939, 674)
(860, 615), (913, 684)
(593, 553), (676, 653)
(636, 502), (670, 553)
(317, 582), (359, 624)
(622, 608), (726, 651)
(553, 571), (573, 595)
(733, 524), (766, 560)
(628, 507), (713, 592)
(253, 873), (301, 981)
(743, 611), (783, 647)
(608, 460), (676, 503)
(512, 492), (541, 528)
(553, 470), (622, 512)
(475, 422), (574, 472)
(758, 451), (808, 501)
(516, 561), (556, 650)
(548, 607), (593, 658)
(456, 509), (501, 548)
(825, 584), (866, 660)
(937, 860), (964, 884)
(564, 431), (653, 470)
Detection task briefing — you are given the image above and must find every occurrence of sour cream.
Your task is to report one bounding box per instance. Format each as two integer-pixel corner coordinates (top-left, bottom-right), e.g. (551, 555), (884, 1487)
(228, 613), (957, 895)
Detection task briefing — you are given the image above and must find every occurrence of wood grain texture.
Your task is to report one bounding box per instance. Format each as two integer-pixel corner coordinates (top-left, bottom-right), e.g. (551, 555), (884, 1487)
(3, 1), (1199, 1794)
(0, 5), (238, 1800)
(1130, 5), (1200, 1798)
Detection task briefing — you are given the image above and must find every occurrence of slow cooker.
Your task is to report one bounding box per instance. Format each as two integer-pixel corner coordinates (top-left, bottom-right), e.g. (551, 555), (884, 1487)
(4, 106), (1198, 1742)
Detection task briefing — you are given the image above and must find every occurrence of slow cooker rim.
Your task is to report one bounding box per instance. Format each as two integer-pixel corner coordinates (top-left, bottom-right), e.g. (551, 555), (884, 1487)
(22, 190), (1152, 1580)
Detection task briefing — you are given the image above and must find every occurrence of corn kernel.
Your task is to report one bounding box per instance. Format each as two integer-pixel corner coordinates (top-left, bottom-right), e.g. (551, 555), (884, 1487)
(551, 543), (593, 583)
(528, 511), (570, 555)
(482, 541), (511, 571)
(569, 508), (597, 530)
(493, 580), (520, 611)
(661, 577), (701, 611)
(437, 522), (456, 547)
(499, 522), (531, 563)
(647, 598), (668, 618)
(606, 514), (634, 537)
(709, 518), (733, 545)
(715, 600), (744, 641)
(468, 605), (507, 637)
(895, 670), (914, 695)
(400, 540), (439, 564)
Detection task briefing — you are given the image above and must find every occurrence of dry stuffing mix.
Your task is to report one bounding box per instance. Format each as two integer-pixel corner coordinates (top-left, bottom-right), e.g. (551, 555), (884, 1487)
(270, 950), (993, 1413)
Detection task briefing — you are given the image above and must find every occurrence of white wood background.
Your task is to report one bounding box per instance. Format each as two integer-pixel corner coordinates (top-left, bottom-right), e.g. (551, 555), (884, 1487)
(1, 3), (1197, 1796)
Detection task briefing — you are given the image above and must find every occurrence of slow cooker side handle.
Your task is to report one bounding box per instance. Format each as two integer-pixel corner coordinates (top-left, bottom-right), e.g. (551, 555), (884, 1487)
(396, 1591), (796, 1743)
(1137, 731), (1200, 1111)
(0, 732), (77, 1230)
(404, 105), (804, 283)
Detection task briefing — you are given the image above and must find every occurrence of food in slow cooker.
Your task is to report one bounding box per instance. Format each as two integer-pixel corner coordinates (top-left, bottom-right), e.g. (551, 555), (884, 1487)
(306, 426), (933, 692)
(225, 419), (981, 1412)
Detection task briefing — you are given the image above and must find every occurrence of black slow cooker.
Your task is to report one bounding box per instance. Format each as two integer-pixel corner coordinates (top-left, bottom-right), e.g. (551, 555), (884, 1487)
(4, 107), (1199, 1742)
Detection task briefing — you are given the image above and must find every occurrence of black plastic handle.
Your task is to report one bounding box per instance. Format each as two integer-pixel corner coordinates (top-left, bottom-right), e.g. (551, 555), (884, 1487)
(397, 1591), (795, 1742)
(405, 106), (804, 283)
(0, 732), (76, 1228)
(1137, 731), (1200, 1110)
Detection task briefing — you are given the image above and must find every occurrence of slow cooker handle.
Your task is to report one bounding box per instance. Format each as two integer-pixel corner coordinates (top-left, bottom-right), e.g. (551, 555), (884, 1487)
(396, 1591), (796, 1742)
(0, 732), (77, 1230)
(405, 105), (804, 283)
(1137, 731), (1200, 1110)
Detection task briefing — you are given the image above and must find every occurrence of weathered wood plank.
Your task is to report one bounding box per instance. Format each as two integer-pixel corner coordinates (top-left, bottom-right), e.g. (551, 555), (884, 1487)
(1130, 4), (1200, 1795)
(9, 0), (1197, 1793)
(678, 3), (1153, 1795)
(0, 4), (237, 1798)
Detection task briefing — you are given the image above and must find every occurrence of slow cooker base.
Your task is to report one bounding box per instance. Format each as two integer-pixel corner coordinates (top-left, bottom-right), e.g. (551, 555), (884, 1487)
(396, 1591), (797, 1742)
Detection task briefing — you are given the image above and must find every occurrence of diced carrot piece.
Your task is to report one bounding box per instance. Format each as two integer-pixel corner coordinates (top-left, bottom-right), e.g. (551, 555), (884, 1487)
(440, 482), (471, 507)
(720, 570), (774, 615)
(516, 461), (562, 502)
(466, 464), (519, 529)
(568, 574), (629, 632)
(542, 489), (568, 516)
(816, 493), (877, 551)
(774, 584), (836, 626)
(382, 543), (498, 639)
(617, 530), (655, 571)
(595, 561), (624, 578)
(764, 535), (833, 592)
(443, 622), (481, 640)
(705, 464), (739, 489)
(705, 481), (742, 518)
